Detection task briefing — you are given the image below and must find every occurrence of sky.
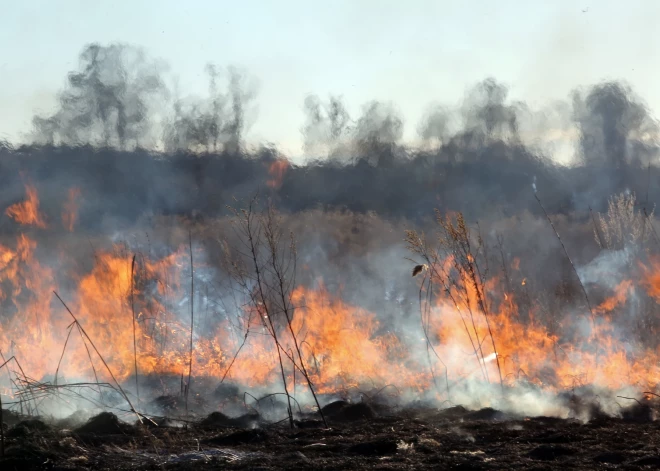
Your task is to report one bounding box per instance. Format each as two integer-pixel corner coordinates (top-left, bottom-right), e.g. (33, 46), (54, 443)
(1, 0), (659, 157)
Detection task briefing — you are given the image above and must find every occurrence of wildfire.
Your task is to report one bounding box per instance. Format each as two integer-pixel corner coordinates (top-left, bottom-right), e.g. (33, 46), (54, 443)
(5, 184), (47, 228)
(594, 280), (633, 315)
(290, 283), (428, 393)
(3, 184), (660, 410)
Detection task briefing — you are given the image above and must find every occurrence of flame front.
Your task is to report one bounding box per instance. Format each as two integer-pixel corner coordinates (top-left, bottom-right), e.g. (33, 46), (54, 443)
(3, 185), (660, 408)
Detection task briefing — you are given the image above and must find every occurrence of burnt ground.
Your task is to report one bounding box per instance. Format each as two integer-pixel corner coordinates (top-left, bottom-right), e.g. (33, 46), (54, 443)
(2, 402), (660, 470)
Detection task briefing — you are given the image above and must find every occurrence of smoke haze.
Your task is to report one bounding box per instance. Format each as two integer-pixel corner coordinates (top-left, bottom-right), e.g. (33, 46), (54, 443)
(2, 39), (660, 419)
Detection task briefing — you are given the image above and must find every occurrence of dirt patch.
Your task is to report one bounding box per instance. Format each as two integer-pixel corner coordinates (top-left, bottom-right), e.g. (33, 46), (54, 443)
(593, 451), (628, 464)
(74, 412), (136, 436)
(5, 419), (52, 438)
(198, 411), (261, 429)
(1, 442), (58, 470)
(528, 444), (576, 461)
(464, 407), (512, 421)
(621, 401), (655, 423)
(348, 439), (398, 456)
(320, 400), (375, 422)
(0, 409), (28, 428)
(204, 428), (271, 446)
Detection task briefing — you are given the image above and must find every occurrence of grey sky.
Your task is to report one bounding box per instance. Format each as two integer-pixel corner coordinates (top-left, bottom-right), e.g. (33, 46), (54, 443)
(1, 0), (658, 157)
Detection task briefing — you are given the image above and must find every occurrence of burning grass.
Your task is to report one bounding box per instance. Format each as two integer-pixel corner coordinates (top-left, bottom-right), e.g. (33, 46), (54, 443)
(2, 183), (660, 467)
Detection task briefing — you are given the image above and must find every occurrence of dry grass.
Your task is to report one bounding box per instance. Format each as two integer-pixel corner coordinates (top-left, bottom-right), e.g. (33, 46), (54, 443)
(406, 211), (504, 397)
(594, 191), (655, 250)
(223, 197), (327, 428)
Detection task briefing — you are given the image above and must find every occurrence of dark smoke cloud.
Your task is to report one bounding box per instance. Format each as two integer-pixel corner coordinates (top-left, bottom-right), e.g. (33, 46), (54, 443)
(461, 77), (521, 143)
(568, 82), (660, 211)
(418, 104), (450, 145)
(574, 82), (657, 169)
(5, 79), (660, 231)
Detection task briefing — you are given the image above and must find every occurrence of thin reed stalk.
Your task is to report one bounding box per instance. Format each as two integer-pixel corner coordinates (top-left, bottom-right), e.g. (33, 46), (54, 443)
(263, 204), (327, 426)
(406, 211), (507, 392)
(589, 206), (607, 249)
(245, 213), (294, 429)
(496, 234), (512, 294)
(534, 191), (595, 325)
(0, 354), (40, 416)
(185, 231), (194, 414)
(226, 198), (295, 428)
(131, 254), (140, 410)
(418, 272), (450, 399)
(77, 323), (105, 403)
(55, 317), (104, 404)
(0, 387), (4, 457)
(52, 291), (141, 423)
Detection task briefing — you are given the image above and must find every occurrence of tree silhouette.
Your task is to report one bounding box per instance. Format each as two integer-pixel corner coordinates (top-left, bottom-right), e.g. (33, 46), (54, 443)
(33, 43), (167, 149)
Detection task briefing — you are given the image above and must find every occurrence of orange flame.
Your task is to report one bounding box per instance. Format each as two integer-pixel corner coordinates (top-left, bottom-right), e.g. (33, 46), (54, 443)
(266, 159), (289, 189)
(290, 283), (427, 393)
(595, 280), (633, 315)
(62, 188), (81, 232)
(5, 195), (660, 404)
(6, 184), (47, 228)
(425, 258), (660, 392)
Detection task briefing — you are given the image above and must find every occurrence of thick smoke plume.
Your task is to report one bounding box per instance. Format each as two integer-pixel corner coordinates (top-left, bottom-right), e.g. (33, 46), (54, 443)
(2, 42), (660, 419)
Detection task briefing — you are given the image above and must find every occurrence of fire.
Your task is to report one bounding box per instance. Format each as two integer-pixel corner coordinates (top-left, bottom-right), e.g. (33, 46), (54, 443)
(0, 233), (57, 378)
(62, 188), (81, 232)
(0, 224), (426, 395)
(594, 280), (632, 315)
(290, 284), (428, 393)
(426, 259), (660, 392)
(266, 159), (289, 189)
(4, 184), (660, 410)
(6, 184), (47, 228)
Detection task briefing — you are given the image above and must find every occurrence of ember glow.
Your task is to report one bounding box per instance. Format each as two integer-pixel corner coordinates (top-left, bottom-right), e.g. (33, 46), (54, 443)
(0, 185), (660, 415)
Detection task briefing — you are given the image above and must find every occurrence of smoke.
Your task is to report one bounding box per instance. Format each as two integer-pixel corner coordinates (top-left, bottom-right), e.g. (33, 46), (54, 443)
(569, 82), (660, 210)
(3, 42), (660, 418)
(301, 95), (351, 158)
(10, 43), (660, 228)
(163, 64), (258, 154)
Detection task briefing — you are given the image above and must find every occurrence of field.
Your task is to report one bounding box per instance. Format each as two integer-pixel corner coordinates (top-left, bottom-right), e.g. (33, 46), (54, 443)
(3, 398), (660, 470)
(3, 81), (660, 469)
